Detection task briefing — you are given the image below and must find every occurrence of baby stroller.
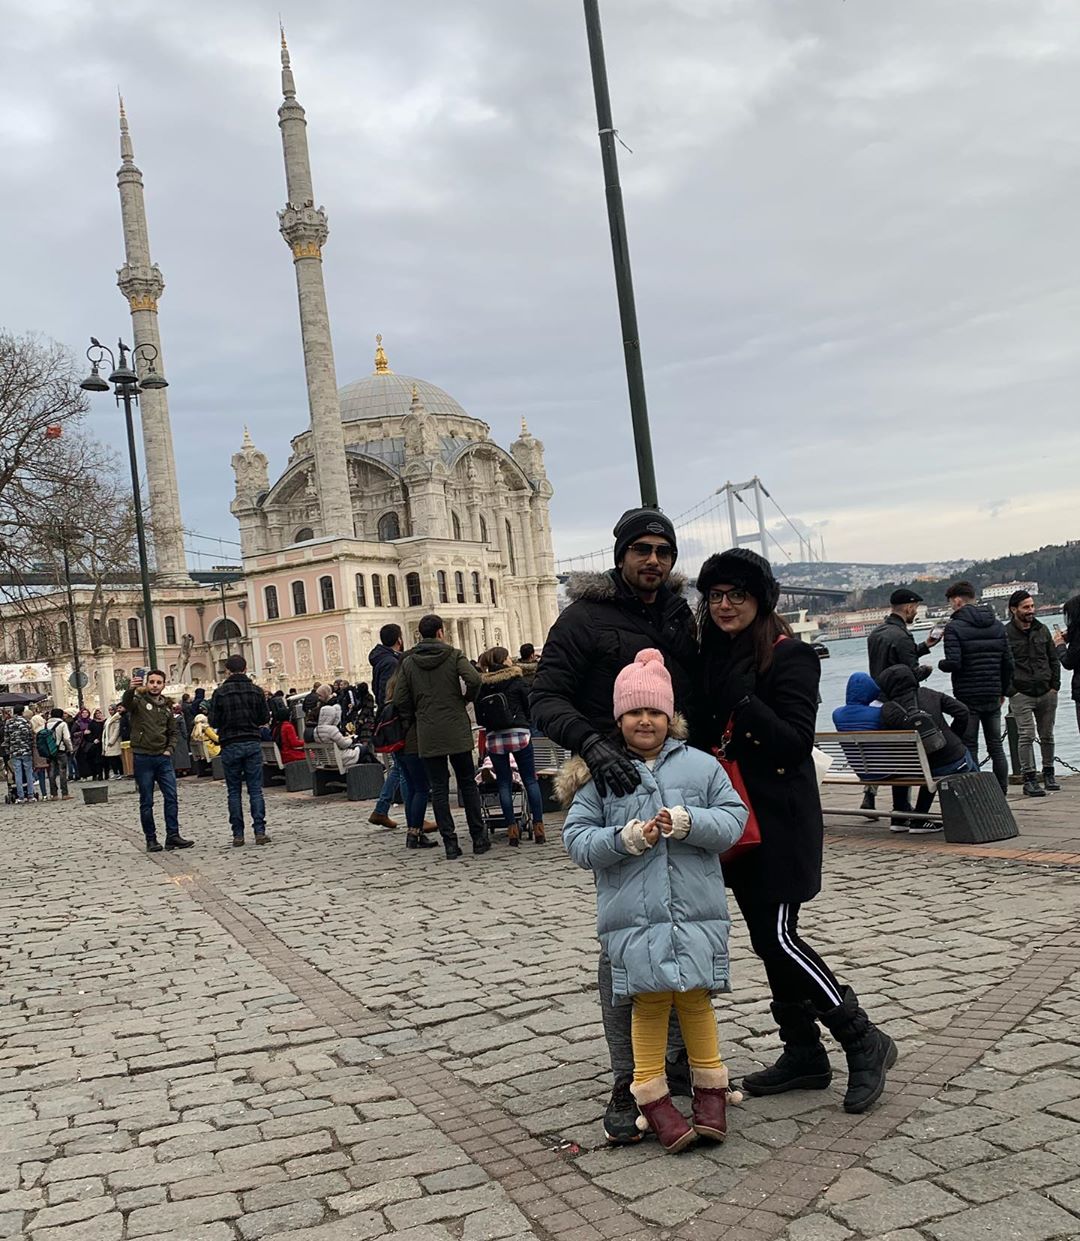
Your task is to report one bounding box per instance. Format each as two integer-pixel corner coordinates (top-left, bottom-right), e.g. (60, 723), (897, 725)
(474, 732), (533, 840)
(2, 751), (18, 805)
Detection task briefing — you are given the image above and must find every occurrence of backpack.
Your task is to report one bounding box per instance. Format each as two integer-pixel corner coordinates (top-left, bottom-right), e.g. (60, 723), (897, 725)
(475, 691), (514, 733)
(36, 724), (59, 760)
(372, 700), (406, 753)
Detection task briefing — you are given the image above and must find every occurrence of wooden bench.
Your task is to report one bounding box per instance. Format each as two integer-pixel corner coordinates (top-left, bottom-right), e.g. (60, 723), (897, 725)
(304, 742), (384, 800)
(815, 730), (937, 825)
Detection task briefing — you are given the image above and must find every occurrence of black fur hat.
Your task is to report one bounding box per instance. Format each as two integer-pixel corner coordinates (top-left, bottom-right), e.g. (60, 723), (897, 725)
(696, 548), (780, 616)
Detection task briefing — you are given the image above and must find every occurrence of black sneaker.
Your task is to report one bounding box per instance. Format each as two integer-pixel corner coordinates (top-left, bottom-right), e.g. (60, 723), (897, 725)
(146, 838), (163, 853)
(164, 835), (195, 850)
(604, 1080), (642, 1144)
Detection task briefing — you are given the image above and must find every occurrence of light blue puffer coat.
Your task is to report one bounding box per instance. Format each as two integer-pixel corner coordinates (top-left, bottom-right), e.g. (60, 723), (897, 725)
(561, 737), (748, 1000)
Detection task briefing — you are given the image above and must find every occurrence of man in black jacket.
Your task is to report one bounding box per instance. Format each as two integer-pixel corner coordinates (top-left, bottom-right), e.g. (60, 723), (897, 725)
(531, 506), (696, 1144)
(209, 655), (271, 845)
(938, 581), (1013, 792)
(368, 623), (406, 829)
(878, 665), (973, 833)
(865, 589), (941, 820)
(1006, 590), (1061, 796)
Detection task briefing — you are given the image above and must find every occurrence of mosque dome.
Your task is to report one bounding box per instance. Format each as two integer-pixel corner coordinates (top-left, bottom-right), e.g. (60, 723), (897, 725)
(337, 336), (470, 423)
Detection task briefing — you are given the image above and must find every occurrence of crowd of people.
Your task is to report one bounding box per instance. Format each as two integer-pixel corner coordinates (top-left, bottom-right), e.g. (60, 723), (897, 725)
(4, 501), (1077, 1154)
(834, 580), (1080, 830)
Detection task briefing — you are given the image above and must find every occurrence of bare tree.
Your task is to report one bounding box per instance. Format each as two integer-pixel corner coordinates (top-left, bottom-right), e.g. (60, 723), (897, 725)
(0, 332), (139, 657)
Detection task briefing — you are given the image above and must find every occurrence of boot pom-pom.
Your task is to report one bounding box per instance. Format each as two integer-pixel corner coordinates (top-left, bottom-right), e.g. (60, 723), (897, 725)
(635, 1113), (650, 1132)
(727, 1087), (744, 1105)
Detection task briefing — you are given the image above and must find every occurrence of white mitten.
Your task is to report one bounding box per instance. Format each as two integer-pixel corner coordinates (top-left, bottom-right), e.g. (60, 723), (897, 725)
(620, 819), (653, 855)
(662, 805), (692, 839)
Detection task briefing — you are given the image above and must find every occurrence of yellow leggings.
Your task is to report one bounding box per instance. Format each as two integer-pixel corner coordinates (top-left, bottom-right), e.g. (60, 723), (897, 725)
(631, 988), (724, 1084)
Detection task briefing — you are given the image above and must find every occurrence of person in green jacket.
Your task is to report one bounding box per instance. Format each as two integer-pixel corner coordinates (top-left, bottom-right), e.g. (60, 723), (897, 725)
(393, 615), (487, 860)
(122, 670), (195, 853)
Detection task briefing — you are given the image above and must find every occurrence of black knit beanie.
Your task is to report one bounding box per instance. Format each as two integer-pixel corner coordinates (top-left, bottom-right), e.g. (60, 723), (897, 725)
(612, 507), (678, 566)
(696, 547), (781, 616)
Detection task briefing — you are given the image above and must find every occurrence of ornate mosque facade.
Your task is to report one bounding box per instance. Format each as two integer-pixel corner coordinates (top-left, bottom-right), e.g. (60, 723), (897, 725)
(0, 34), (559, 703)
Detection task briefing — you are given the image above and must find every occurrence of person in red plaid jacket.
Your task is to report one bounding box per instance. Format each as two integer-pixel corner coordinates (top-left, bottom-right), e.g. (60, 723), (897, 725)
(475, 648), (545, 846)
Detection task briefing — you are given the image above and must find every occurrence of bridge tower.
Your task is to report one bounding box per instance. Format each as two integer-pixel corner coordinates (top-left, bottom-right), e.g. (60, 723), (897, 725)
(719, 477), (769, 560)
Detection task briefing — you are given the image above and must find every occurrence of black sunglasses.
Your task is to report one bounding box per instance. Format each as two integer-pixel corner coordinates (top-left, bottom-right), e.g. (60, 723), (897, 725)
(627, 542), (675, 562)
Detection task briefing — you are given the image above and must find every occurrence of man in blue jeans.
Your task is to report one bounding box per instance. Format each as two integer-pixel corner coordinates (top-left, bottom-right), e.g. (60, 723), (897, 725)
(368, 623), (408, 829)
(123, 671), (194, 852)
(209, 654), (271, 846)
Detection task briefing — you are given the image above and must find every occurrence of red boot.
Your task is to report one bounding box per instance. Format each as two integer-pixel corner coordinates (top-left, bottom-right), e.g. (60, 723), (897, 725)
(630, 1077), (695, 1153)
(691, 1067), (739, 1141)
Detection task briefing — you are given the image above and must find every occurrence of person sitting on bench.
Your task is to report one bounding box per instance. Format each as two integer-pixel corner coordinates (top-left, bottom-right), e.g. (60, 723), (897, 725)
(876, 665), (974, 835)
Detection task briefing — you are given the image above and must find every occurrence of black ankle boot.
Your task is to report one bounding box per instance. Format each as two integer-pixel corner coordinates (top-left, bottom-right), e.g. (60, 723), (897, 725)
(743, 1001), (833, 1097)
(1022, 772), (1047, 797)
(818, 986), (897, 1114)
(1043, 766), (1061, 792)
(443, 835), (463, 859)
(406, 829), (437, 849)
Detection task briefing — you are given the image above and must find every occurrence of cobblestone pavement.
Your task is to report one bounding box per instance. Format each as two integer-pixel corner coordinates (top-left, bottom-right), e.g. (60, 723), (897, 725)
(2, 776), (1079, 1241)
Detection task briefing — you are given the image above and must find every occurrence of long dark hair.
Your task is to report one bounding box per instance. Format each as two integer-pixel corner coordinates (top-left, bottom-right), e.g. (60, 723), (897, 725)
(697, 597), (794, 673)
(1064, 594), (1080, 646)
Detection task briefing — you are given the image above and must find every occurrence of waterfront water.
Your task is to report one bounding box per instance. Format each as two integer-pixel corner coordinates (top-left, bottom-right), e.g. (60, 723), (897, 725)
(815, 616), (1080, 771)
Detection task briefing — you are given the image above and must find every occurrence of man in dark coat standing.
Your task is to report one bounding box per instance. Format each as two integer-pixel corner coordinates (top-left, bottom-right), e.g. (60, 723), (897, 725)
(937, 581), (1012, 792)
(532, 507), (697, 1144)
(865, 588), (941, 822)
(368, 623), (407, 829)
(1006, 590), (1061, 796)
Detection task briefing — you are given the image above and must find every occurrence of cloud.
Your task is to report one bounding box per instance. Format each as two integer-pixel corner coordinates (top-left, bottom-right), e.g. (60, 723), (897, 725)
(2, 0), (1080, 571)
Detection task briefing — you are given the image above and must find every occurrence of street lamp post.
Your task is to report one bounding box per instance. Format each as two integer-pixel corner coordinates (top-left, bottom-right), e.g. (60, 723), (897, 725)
(58, 532), (85, 710)
(80, 338), (168, 671)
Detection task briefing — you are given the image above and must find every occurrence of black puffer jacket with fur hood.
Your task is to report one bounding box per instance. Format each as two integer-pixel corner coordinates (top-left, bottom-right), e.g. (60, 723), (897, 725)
(531, 568), (699, 753)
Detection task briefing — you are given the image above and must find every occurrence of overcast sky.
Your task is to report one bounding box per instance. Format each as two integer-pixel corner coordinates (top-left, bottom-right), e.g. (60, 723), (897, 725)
(4, 0), (1080, 571)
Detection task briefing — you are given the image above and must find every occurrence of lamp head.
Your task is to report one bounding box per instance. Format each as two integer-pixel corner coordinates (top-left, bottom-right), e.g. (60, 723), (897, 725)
(79, 362), (110, 393)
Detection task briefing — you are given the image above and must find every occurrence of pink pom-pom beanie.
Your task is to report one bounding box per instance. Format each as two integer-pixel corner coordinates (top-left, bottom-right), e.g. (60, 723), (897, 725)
(613, 648), (675, 721)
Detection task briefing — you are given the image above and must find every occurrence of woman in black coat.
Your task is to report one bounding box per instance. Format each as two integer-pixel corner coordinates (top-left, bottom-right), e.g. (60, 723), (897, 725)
(698, 548), (896, 1114)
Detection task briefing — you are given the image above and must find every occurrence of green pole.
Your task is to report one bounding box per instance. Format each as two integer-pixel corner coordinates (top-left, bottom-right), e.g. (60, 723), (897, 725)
(583, 0), (658, 508)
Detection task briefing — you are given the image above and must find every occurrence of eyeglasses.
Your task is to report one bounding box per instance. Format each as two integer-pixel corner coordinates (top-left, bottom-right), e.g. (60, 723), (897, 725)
(626, 542), (675, 562)
(707, 588), (749, 606)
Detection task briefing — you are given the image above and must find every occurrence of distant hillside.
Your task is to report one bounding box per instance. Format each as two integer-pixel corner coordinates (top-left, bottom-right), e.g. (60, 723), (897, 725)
(854, 542), (1080, 610)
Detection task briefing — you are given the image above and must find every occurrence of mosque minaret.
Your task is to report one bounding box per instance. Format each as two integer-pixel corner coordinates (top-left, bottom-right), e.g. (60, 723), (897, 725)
(115, 97), (190, 583)
(275, 29), (354, 539)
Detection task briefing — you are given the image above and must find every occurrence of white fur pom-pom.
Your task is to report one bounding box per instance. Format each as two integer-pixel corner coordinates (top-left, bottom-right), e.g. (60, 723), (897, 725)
(635, 1113), (650, 1131)
(727, 1087), (744, 1106)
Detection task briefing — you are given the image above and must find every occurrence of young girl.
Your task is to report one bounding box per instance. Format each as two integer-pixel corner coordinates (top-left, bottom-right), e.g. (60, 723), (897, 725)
(561, 649), (748, 1152)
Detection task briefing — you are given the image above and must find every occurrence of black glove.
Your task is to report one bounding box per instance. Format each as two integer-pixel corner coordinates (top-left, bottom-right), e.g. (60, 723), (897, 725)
(581, 734), (642, 799)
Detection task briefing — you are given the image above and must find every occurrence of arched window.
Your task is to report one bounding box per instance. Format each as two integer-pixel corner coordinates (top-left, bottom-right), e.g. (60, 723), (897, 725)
(451, 510), (463, 541)
(108, 618), (121, 649)
(127, 618), (141, 649)
(265, 585), (279, 620)
(437, 571), (449, 604)
(58, 620), (70, 652)
(377, 511), (401, 542)
(15, 629), (27, 660)
(406, 573), (422, 607)
(355, 573), (367, 607)
(505, 519), (517, 575)
(479, 514), (488, 544)
(372, 574), (383, 607)
(472, 572), (482, 603)
(489, 578), (497, 606)
(164, 615), (177, 645)
(320, 575), (336, 611)
(294, 527), (314, 543)
(291, 581), (307, 616)
(34, 626), (48, 659)
(91, 618), (104, 648)
(211, 618), (242, 643)
(454, 571), (466, 604)
(387, 575), (399, 607)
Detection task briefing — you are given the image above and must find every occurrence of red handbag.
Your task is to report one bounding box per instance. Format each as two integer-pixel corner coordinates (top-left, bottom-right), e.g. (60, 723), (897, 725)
(715, 715), (762, 864)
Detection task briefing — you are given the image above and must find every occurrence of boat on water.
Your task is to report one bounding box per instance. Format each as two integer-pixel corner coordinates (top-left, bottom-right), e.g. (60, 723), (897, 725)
(781, 609), (819, 642)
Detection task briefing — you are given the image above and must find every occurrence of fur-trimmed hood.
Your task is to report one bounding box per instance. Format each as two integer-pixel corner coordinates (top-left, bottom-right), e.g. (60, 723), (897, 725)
(565, 568), (687, 605)
(480, 665), (524, 686)
(554, 712), (689, 807)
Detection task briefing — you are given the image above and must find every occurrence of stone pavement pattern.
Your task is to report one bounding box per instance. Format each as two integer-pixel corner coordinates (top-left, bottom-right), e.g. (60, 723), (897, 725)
(2, 777), (1079, 1241)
